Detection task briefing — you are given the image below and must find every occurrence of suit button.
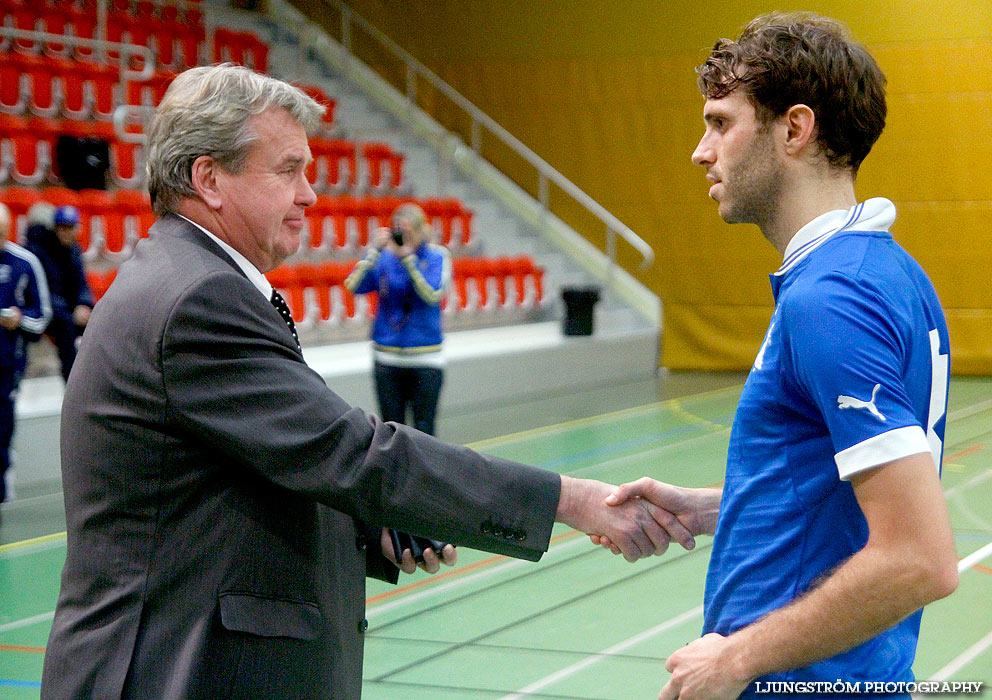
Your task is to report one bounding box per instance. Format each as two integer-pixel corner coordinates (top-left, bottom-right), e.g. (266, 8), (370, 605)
(358, 618), (369, 634)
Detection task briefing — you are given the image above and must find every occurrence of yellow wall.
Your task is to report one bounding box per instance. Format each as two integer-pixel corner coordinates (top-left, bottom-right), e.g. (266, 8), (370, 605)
(296, 0), (992, 373)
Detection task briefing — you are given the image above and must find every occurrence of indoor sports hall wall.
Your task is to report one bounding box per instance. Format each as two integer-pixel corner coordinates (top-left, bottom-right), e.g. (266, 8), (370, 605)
(293, 0), (992, 374)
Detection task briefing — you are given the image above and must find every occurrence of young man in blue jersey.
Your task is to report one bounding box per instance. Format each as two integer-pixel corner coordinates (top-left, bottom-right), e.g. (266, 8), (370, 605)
(0, 203), (52, 512)
(595, 12), (958, 700)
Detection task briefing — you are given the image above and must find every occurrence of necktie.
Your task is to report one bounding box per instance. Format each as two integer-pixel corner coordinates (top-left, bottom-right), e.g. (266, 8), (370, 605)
(270, 288), (301, 351)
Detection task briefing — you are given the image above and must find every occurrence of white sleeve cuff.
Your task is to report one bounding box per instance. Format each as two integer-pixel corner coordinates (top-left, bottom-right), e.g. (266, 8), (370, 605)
(834, 425), (932, 480)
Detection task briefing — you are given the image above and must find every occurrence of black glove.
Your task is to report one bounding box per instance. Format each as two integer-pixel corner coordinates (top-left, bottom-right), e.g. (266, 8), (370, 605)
(389, 529), (453, 564)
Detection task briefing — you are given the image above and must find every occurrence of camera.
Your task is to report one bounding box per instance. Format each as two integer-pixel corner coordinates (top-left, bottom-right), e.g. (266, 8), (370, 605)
(390, 225), (405, 247)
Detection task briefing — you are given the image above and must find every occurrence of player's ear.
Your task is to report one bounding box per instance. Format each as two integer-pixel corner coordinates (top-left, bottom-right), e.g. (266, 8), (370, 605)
(191, 155), (223, 210)
(782, 104), (816, 157)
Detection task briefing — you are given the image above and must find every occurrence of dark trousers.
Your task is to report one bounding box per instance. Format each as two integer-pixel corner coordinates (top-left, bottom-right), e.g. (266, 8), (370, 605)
(47, 315), (83, 382)
(373, 362), (444, 436)
(0, 369), (18, 503)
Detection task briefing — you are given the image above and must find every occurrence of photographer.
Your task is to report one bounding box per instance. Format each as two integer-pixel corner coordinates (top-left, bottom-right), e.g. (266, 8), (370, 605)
(345, 203), (451, 435)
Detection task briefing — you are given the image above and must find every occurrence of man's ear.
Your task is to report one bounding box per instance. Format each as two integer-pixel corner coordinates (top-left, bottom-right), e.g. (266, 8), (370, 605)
(782, 104), (817, 157)
(190, 155), (223, 210)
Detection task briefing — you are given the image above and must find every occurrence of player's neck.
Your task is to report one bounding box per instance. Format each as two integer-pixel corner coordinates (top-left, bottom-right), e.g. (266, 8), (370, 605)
(762, 169), (857, 256)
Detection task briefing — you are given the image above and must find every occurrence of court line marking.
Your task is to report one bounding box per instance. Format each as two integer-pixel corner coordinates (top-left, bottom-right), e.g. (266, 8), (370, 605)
(958, 541), (992, 573)
(0, 611), (54, 635)
(0, 644), (46, 653)
(493, 545), (992, 699)
(0, 532), (66, 557)
(922, 544), (992, 682)
(1, 387), (987, 673)
(947, 397), (992, 423)
(466, 385), (742, 452)
(497, 605), (704, 700)
(928, 629), (992, 682)
(366, 531), (584, 613)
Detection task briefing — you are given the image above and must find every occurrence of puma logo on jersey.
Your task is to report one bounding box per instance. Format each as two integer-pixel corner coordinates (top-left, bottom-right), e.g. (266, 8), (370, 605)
(837, 384), (886, 421)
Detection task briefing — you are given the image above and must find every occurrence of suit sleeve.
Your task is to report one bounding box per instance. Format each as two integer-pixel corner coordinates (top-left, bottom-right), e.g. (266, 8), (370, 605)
(161, 271), (560, 561)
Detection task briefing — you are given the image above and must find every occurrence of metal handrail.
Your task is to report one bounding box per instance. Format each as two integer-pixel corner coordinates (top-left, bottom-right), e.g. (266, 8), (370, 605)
(0, 27), (155, 83)
(327, 2), (654, 271)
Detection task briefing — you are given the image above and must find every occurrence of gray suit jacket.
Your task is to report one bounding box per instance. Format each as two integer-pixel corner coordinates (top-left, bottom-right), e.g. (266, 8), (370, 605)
(41, 215), (560, 700)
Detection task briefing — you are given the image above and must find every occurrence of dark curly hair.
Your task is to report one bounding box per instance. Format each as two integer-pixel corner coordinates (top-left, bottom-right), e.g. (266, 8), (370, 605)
(696, 12), (886, 174)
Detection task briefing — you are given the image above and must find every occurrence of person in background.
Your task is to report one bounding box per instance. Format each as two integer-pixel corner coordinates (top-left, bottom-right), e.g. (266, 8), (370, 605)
(24, 204), (93, 381)
(595, 12), (957, 700)
(345, 203), (450, 435)
(0, 203), (51, 514)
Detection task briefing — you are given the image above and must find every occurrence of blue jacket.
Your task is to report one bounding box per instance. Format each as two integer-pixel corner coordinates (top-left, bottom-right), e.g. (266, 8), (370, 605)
(0, 242), (52, 371)
(345, 243), (451, 352)
(25, 223), (94, 323)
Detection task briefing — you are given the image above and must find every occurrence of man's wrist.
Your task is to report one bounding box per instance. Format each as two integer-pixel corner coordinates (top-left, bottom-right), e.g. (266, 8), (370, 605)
(721, 630), (760, 689)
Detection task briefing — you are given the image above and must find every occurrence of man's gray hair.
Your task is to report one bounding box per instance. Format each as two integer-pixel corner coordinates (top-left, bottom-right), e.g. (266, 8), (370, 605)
(146, 63), (325, 216)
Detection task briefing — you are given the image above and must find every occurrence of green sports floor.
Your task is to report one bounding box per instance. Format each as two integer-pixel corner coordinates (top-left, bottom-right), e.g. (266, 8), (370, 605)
(1, 375), (990, 699)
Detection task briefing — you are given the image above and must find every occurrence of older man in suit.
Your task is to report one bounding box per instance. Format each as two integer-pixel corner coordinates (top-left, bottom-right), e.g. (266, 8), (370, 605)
(40, 65), (690, 700)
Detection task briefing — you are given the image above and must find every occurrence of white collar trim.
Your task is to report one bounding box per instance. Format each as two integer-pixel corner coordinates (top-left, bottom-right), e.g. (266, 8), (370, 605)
(177, 215), (273, 299)
(775, 197), (896, 276)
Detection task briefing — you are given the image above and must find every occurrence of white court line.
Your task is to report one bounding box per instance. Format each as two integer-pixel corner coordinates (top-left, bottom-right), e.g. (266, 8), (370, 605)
(498, 605), (703, 700)
(367, 536), (589, 620)
(928, 629), (992, 682)
(0, 611), (54, 634)
(923, 542), (992, 683)
(943, 469), (992, 499)
(957, 540), (992, 574)
(494, 520), (992, 698)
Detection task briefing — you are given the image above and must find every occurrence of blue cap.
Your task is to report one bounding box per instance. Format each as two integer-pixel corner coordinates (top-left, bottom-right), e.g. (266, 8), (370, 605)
(54, 205), (80, 227)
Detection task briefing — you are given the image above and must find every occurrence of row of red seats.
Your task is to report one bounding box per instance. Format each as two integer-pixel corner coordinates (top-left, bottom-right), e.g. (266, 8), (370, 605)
(1, 5), (204, 69)
(303, 195), (473, 251)
(86, 256), (545, 330)
(3, 186), (153, 261)
(211, 27), (267, 74)
(262, 256), (544, 328)
(2, 187), (475, 260)
(307, 139), (404, 195)
(0, 114), (144, 187)
(0, 54), (340, 136)
(0, 113), (401, 196)
(0, 54), (169, 120)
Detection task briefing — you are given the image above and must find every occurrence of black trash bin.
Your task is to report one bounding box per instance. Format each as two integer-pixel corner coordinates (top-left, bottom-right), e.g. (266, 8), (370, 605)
(560, 286), (600, 336)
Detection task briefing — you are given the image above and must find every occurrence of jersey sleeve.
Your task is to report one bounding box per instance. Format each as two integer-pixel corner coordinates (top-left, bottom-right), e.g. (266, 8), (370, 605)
(343, 249), (381, 295)
(782, 272), (931, 480)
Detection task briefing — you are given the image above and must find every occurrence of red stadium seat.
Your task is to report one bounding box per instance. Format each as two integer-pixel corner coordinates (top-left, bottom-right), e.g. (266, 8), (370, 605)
(1, 185), (42, 242)
(114, 188), (154, 243)
(86, 267), (117, 302)
(362, 142), (404, 194)
(0, 58), (26, 114)
(422, 198), (473, 248)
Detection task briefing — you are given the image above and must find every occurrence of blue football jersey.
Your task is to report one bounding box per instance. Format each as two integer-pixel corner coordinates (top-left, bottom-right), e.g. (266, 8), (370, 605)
(703, 199), (950, 695)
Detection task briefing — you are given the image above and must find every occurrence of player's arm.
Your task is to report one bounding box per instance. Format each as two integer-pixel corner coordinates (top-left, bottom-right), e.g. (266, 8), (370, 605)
(661, 451), (958, 700)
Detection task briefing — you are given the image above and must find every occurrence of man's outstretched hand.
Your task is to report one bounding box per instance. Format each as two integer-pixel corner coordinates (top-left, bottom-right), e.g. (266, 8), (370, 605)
(589, 478), (723, 557)
(557, 476), (697, 561)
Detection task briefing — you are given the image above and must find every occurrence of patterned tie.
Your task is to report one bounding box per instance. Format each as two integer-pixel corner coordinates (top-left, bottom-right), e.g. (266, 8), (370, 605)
(270, 288), (301, 351)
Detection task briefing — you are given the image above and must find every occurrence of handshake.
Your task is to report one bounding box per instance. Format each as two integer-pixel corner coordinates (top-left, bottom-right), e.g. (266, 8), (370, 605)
(558, 476), (723, 562)
(388, 476), (722, 576)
